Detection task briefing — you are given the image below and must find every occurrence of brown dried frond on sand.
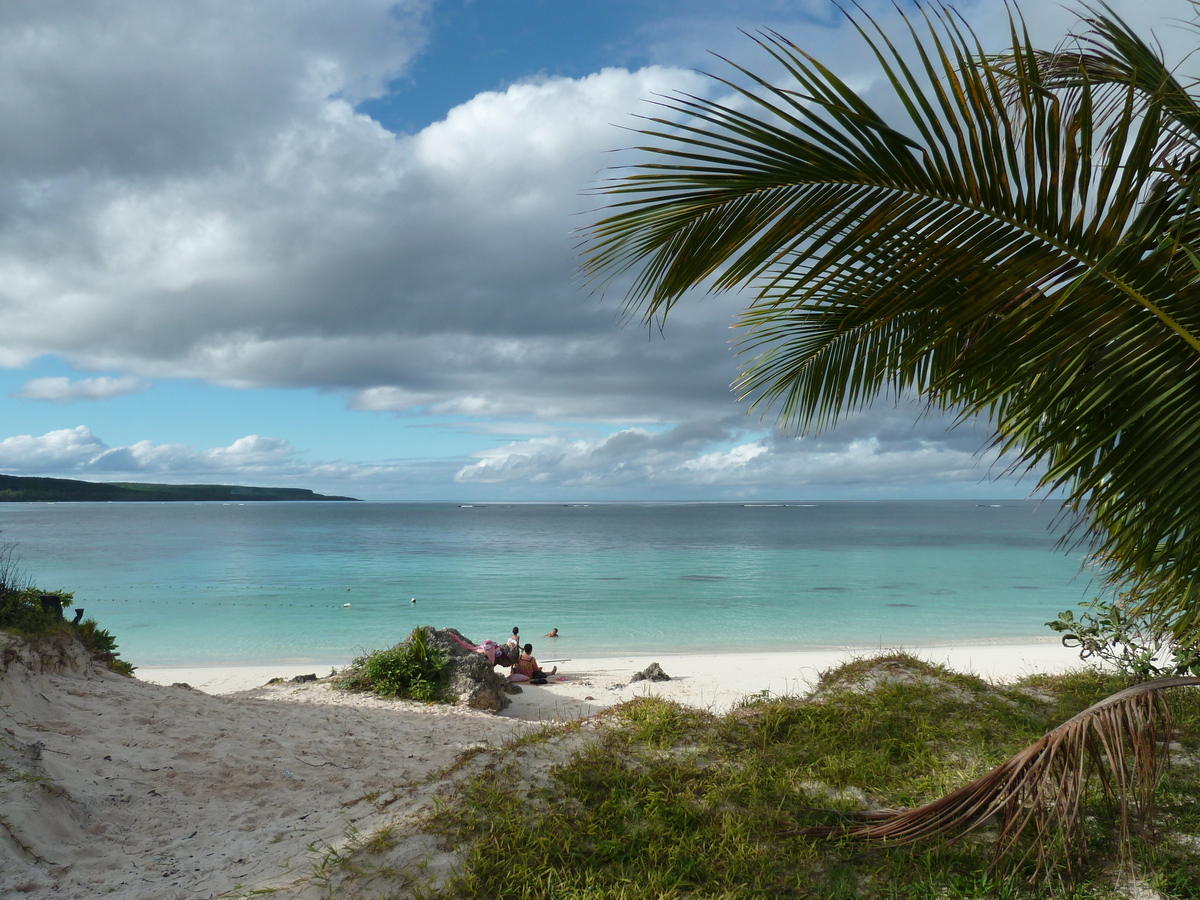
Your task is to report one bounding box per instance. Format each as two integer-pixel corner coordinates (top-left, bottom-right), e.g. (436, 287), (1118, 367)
(793, 675), (1200, 879)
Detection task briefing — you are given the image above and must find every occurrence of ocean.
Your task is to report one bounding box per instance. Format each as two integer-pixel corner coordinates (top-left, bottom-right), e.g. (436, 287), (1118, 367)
(0, 501), (1099, 667)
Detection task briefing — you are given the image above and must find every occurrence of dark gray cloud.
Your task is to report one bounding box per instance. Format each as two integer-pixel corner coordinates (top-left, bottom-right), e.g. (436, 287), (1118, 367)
(0, 0), (429, 179)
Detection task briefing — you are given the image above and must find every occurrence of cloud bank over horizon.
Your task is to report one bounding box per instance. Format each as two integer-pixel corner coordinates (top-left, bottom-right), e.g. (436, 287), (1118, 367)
(0, 403), (1027, 502)
(0, 0), (1192, 499)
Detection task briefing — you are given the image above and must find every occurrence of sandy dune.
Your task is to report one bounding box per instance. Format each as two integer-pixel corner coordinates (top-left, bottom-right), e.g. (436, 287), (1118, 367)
(2, 636), (1083, 898)
(1, 639), (529, 899)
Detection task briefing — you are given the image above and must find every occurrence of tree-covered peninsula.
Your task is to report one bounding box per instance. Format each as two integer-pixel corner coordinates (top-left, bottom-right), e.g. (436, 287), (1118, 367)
(0, 473), (359, 502)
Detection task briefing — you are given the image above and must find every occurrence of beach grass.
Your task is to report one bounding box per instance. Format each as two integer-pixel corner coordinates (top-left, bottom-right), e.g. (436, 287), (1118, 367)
(415, 658), (1200, 899)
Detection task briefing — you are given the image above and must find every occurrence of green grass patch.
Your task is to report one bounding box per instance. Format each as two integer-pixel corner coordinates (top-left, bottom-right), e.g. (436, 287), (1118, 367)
(419, 660), (1200, 899)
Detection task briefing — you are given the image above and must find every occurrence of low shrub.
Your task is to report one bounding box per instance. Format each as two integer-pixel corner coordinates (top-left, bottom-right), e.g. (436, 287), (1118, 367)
(73, 615), (136, 676)
(342, 626), (448, 701)
(0, 586), (70, 635)
(1048, 594), (1200, 679)
(0, 536), (134, 676)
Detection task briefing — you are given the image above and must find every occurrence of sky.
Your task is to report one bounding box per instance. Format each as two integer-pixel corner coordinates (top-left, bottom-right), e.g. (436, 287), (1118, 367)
(0, 0), (1192, 502)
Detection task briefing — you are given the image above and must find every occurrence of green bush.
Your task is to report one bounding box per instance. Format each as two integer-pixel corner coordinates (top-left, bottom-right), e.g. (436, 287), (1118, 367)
(74, 616), (135, 672)
(1048, 595), (1200, 679)
(343, 627), (448, 701)
(0, 587), (74, 636)
(0, 589), (135, 676)
(0, 535), (134, 675)
(73, 616), (116, 653)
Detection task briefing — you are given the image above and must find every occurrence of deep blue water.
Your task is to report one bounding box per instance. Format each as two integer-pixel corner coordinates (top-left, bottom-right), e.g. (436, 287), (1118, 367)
(0, 501), (1098, 666)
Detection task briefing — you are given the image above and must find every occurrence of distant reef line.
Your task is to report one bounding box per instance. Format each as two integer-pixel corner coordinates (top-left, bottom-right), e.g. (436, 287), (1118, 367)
(0, 473), (360, 503)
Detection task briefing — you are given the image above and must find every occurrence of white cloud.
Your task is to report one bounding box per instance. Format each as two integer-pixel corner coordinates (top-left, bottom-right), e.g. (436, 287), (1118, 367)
(14, 375), (150, 402)
(87, 434), (298, 475)
(679, 442), (770, 480)
(0, 406), (1033, 500)
(0, 426), (108, 471)
(0, 426), (297, 478)
(349, 385), (437, 412)
(0, 37), (725, 421)
(454, 409), (1017, 497)
(0, 0), (1186, 428)
(0, 426), (456, 499)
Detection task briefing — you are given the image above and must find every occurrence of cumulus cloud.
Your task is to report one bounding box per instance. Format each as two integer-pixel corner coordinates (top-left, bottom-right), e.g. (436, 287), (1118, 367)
(0, 426), (109, 472)
(0, 20), (729, 420)
(1, 0), (1187, 411)
(0, 426), (463, 499)
(0, 426), (291, 476)
(454, 403), (1019, 498)
(0, 0), (429, 180)
(14, 375), (150, 402)
(0, 406), (1026, 501)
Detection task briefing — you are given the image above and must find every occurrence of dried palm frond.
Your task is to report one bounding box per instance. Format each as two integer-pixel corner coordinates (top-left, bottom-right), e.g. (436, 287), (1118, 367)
(793, 676), (1200, 878)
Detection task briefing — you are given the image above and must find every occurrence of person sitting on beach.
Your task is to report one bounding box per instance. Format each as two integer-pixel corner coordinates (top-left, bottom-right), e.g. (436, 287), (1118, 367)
(509, 642), (556, 683)
(545, 628), (558, 638)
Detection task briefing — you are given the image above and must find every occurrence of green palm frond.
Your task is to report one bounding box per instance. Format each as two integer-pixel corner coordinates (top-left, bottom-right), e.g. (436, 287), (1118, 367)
(583, 1), (1200, 636)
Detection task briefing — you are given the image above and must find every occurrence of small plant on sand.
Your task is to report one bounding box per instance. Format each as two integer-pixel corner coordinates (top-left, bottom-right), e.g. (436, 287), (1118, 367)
(72, 616), (137, 676)
(342, 627), (448, 701)
(0, 534), (134, 674)
(0, 538), (52, 635)
(1049, 594), (1200, 680)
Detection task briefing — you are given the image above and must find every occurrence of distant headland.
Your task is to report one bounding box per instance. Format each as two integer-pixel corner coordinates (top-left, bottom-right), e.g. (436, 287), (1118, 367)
(0, 473), (360, 502)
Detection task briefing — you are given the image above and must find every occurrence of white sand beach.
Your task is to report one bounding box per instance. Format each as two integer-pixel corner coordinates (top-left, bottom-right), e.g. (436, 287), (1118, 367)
(140, 638), (1084, 718)
(3, 638), (1085, 899)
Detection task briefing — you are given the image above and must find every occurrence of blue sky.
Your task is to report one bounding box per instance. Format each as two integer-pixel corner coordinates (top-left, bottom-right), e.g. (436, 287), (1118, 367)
(0, 0), (1188, 501)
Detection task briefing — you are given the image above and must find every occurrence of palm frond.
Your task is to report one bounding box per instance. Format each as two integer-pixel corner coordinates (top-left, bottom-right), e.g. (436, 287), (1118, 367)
(582, 1), (1200, 638)
(793, 676), (1200, 878)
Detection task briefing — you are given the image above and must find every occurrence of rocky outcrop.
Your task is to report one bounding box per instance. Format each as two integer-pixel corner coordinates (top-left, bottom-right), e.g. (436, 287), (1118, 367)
(630, 662), (670, 683)
(421, 628), (513, 713)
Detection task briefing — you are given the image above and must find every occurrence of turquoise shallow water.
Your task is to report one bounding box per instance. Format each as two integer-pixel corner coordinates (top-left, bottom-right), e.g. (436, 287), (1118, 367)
(0, 501), (1099, 667)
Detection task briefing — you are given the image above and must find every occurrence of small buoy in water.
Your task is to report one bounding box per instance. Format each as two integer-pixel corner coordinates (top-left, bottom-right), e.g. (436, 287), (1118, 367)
(343, 602), (351, 608)
(410, 597), (416, 604)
